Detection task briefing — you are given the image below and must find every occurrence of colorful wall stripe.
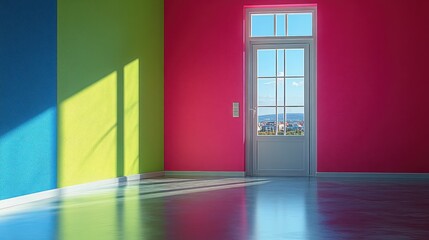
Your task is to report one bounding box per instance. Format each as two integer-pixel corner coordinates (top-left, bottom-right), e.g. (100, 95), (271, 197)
(58, 0), (164, 187)
(0, 0), (57, 200)
(0, 0), (164, 199)
(164, 0), (246, 171)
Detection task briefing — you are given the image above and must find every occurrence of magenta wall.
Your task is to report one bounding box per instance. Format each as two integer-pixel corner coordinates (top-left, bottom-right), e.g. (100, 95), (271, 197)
(165, 0), (245, 171)
(165, 0), (429, 173)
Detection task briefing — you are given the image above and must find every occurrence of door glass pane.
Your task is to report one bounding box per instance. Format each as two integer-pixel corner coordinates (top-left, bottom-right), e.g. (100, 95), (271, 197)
(256, 47), (306, 137)
(286, 78), (304, 106)
(277, 107), (285, 135)
(251, 14), (274, 37)
(257, 49), (276, 77)
(277, 78), (284, 106)
(258, 78), (276, 106)
(258, 107), (276, 135)
(277, 50), (284, 76)
(286, 49), (304, 76)
(285, 107), (304, 136)
(287, 13), (312, 36)
(275, 14), (286, 36)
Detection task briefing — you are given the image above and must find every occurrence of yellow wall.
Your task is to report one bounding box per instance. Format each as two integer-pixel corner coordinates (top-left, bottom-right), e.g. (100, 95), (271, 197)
(58, 0), (164, 187)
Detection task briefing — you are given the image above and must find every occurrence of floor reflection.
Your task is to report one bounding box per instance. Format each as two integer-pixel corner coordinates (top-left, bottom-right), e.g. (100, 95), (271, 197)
(1, 177), (429, 239)
(0, 209), (57, 240)
(253, 180), (309, 239)
(164, 186), (248, 239)
(59, 192), (118, 240)
(0, 178), (266, 240)
(316, 178), (429, 239)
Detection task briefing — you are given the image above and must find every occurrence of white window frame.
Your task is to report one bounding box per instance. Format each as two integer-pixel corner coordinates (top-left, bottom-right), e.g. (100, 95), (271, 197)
(245, 6), (318, 176)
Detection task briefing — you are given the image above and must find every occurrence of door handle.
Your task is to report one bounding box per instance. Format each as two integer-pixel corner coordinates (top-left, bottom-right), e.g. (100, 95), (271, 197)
(250, 108), (256, 117)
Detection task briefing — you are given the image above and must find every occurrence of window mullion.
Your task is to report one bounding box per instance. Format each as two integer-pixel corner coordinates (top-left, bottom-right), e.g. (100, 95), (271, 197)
(274, 14), (277, 36)
(275, 49), (278, 135)
(285, 13), (288, 36)
(283, 49), (286, 135)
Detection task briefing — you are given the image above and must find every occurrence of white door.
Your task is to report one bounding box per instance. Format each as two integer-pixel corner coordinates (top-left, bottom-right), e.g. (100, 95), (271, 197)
(250, 44), (310, 176)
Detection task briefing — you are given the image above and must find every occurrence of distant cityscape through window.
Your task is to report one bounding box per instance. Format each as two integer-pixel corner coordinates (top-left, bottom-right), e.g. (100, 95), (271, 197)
(256, 49), (305, 136)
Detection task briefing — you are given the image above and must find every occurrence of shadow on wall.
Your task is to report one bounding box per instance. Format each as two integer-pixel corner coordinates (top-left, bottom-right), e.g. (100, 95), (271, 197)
(0, 58), (140, 197)
(58, 59), (140, 187)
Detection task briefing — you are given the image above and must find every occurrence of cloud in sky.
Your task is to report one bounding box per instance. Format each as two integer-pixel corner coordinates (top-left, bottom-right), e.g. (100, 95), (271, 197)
(292, 81), (304, 87)
(263, 80), (275, 85)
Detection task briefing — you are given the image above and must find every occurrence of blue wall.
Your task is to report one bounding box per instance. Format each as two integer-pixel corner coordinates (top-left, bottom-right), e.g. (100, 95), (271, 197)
(0, 0), (57, 199)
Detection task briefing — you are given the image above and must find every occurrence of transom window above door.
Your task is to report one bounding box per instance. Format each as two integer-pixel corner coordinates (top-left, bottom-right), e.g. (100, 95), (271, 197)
(250, 13), (313, 37)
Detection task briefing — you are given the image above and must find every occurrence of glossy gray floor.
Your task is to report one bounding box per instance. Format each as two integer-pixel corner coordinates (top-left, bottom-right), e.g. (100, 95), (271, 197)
(1, 177), (429, 239)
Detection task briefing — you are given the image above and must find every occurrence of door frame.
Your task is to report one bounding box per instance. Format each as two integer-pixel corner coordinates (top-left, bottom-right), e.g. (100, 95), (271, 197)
(245, 7), (317, 176)
(251, 43), (310, 176)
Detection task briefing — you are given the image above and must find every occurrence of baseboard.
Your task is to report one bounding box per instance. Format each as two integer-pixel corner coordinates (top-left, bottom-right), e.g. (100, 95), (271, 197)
(0, 172), (164, 211)
(140, 171), (165, 178)
(316, 172), (429, 178)
(0, 189), (59, 212)
(165, 171), (245, 177)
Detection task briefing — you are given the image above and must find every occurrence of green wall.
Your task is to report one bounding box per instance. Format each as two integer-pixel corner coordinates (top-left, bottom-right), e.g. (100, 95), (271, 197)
(58, 0), (164, 187)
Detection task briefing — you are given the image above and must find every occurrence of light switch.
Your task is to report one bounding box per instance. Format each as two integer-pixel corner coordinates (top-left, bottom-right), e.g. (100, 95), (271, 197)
(233, 102), (239, 117)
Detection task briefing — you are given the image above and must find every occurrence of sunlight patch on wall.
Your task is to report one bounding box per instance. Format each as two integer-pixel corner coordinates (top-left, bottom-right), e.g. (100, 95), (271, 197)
(0, 107), (57, 199)
(124, 59), (140, 176)
(59, 72), (117, 187)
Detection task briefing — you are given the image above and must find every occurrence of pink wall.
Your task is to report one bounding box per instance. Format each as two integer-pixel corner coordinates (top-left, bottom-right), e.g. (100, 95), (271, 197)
(165, 0), (245, 171)
(165, 0), (429, 173)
